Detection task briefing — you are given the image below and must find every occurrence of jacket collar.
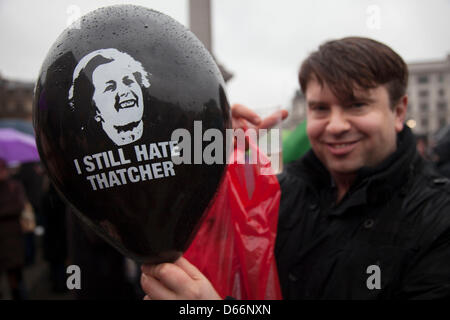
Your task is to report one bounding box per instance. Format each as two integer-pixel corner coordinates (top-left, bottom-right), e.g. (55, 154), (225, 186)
(295, 126), (419, 215)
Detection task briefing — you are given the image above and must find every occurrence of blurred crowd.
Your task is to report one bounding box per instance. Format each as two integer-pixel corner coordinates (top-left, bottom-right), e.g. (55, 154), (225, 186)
(412, 126), (450, 178)
(0, 158), (144, 300)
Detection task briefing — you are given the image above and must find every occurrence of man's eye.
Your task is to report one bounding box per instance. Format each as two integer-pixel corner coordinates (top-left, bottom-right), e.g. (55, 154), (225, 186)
(351, 102), (366, 108)
(313, 105), (328, 112)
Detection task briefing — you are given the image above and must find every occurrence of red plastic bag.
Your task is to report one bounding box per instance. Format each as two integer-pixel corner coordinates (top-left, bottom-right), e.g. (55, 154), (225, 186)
(184, 142), (282, 299)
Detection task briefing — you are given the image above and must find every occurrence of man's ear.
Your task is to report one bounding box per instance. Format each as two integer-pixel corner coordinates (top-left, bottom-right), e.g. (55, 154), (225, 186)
(394, 95), (408, 133)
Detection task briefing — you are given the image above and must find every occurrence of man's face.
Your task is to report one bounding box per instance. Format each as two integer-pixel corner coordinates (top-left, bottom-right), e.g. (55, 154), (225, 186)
(92, 59), (144, 146)
(305, 77), (406, 178)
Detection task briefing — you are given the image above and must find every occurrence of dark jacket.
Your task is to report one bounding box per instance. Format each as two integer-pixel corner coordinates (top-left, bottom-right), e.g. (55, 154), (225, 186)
(434, 137), (450, 179)
(275, 127), (450, 299)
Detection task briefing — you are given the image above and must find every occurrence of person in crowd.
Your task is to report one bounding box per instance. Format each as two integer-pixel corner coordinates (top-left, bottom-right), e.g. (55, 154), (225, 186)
(0, 159), (28, 300)
(140, 37), (450, 299)
(13, 162), (43, 266)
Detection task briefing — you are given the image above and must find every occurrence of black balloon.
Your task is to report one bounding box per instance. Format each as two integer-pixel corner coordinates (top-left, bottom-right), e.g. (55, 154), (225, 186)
(33, 5), (230, 264)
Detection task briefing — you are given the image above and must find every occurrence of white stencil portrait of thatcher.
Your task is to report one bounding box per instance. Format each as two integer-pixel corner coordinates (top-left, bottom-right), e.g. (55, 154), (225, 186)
(69, 48), (151, 146)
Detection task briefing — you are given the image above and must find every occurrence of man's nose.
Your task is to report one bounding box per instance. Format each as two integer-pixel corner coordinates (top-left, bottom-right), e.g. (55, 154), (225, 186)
(326, 108), (351, 135)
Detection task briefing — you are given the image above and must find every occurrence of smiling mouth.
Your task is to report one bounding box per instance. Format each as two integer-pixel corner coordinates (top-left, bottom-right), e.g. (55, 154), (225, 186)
(330, 142), (355, 148)
(114, 91), (140, 112)
(326, 141), (359, 155)
(119, 99), (137, 109)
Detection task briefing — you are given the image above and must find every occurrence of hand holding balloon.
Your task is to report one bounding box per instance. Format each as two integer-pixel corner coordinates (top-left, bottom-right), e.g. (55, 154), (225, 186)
(141, 257), (221, 300)
(231, 103), (288, 150)
(231, 103), (288, 130)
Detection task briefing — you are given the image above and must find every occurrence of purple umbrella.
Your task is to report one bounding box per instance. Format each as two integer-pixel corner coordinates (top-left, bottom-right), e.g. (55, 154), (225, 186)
(0, 128), (40, 165)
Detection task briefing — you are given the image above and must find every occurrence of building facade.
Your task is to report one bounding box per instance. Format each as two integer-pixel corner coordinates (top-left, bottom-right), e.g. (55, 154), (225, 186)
(0, 73), (34, 119)
(283, 89), (306, 131)
(406, 54), (450, 138)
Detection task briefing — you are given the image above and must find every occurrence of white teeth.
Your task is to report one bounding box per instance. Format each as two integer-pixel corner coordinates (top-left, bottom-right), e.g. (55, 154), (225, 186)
(333, 143), (352, 148)
(120, 100), (135, 108)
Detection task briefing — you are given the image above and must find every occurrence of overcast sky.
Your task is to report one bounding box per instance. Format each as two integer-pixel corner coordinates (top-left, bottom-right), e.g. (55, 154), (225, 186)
(1, 0), (450, 111)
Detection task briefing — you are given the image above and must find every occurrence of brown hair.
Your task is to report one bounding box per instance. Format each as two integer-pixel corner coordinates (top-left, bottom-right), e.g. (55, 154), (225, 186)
(299, 37), (408, 108)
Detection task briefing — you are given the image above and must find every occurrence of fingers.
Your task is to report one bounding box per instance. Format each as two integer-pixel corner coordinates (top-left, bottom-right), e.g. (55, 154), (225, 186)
(174, 257), (203, 280)
(231, 104), (261, 126)
(175, 257), (222, 300)
(258, 109), (289, 130)
(141, 260), (222, 300)
(258, 110), (289, 129)
(232, 104), (289, 131)
(141, 272), (176, 300)
(232, 117), (251, 131)
(142, 262), (193, 294)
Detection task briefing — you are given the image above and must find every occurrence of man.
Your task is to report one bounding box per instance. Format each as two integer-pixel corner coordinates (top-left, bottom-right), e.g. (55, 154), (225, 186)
(140, 37), (450, 299)
(69, 48), (151, 146)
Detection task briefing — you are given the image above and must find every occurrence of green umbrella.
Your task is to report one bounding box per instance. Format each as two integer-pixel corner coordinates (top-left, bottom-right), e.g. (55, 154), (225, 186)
(282, 120), (310, 164)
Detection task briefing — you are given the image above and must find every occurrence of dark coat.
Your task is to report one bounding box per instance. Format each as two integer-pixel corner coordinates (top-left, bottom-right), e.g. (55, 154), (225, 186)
(0, 179), (26, 270)
(437, 162), (450, 179)
(275, 127), (450, 299)
(434, 138), (450, 179)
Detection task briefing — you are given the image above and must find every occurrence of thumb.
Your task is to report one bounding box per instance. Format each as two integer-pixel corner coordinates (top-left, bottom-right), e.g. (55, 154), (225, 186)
(174, 256), (204, 280)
